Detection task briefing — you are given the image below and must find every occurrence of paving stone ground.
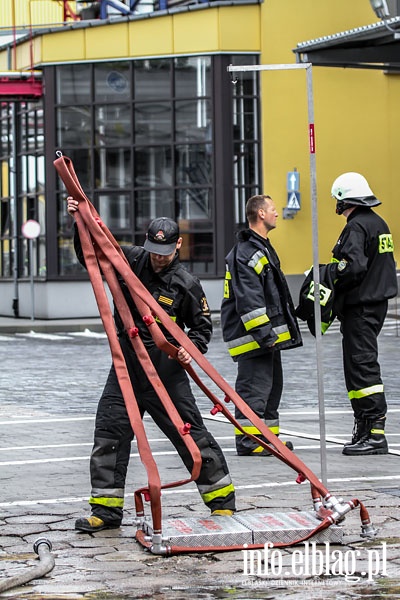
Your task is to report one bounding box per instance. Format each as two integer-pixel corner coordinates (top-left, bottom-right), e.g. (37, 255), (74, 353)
(1, 314), (400, 599)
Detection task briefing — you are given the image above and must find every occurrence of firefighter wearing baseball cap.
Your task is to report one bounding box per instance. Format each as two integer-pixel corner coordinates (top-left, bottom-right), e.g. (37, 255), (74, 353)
(329, 172), (397, 455)
(66, 202), (236, 531)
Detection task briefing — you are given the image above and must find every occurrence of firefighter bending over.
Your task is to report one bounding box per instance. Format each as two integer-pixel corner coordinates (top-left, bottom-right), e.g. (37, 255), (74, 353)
(67, 198), (235, 532)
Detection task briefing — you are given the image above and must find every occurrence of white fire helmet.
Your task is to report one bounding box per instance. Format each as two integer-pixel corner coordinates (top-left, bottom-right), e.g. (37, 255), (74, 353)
(331, 172), (381, 207)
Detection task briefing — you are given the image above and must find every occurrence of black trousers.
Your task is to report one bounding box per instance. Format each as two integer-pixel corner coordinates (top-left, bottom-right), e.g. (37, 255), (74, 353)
(234, 350), (283, 454)
(339, 302), (388, 421)
(89, 337), (235, 524)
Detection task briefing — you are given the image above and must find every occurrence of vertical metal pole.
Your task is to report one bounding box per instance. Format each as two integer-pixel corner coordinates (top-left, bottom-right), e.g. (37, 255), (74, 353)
(11, 103), (19, 317)
(30, 238), (35, 321)
(306, 64), (327, 486)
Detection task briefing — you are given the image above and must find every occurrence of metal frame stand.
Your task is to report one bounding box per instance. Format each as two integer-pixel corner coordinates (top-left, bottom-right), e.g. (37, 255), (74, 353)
(227, 63), (327, 486)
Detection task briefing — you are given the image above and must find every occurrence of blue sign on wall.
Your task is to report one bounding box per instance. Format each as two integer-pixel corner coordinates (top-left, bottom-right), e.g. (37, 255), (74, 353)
(287, 171), (300, 192)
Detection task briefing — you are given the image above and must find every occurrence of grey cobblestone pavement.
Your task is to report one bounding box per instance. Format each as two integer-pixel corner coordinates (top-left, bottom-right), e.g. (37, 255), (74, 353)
(1, 314), (400, 599)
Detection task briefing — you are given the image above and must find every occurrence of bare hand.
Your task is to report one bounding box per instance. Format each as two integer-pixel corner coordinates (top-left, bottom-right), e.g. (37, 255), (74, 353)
(170, 346), (191, 365)
(67, 196), (79, 216)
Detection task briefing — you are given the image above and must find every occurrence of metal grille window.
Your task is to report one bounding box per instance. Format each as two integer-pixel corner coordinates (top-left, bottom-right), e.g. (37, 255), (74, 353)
(0, 101), (44, 283)
(50, 54), (261, 278)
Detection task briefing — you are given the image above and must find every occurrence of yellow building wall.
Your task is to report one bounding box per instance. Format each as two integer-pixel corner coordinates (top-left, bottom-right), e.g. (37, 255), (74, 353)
(1, 0), (399, 276)
(0, 0), (76, 27)
(260, 0), (400, 274)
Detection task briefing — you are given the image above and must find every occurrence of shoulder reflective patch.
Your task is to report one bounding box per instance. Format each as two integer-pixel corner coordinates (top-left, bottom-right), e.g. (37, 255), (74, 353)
(378, 233), (394, 254)
(223, 270), (231, 299)
(158, 295), (174, 306)
(248, 250), (269, 275)
(337, 259), (348, 272)
(201, 296), (210, 315)
(306, 281), (332, 306)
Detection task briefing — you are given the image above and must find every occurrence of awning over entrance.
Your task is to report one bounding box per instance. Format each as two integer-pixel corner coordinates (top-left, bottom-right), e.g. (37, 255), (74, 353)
(293, 17), (400, 71)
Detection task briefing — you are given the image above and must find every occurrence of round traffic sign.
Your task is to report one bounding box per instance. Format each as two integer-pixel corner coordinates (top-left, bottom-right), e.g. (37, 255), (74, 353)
(22, 219), (41, 239)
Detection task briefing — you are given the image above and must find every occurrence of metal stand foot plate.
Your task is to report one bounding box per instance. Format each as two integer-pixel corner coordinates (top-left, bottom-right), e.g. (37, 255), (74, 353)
(140, 511), (343, 549)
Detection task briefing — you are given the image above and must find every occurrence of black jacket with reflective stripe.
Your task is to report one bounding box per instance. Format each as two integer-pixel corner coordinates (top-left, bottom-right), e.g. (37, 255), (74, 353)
(330, 207), (397, 309)
(221, 229), (302, 361)
(73, 227), (212, 354)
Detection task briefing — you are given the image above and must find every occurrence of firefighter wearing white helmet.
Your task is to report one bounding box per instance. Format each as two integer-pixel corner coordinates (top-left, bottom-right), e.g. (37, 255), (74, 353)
(329, 172), (397, 455)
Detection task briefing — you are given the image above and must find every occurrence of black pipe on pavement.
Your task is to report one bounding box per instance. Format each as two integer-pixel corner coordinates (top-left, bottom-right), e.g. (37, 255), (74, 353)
(0, 538), (55, 594)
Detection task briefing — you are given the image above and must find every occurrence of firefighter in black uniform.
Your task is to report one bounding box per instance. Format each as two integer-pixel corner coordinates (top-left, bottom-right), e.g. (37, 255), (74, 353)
(221, 195), (302, 456)
(67, 198), (236, 531)
(329, 172), (397, 456)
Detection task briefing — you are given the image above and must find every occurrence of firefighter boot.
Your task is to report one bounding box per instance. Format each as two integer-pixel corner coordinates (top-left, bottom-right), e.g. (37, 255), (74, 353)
(75, 516), (121, 532)
(343, 418), (368, 447)
(342, 418), (388, 456)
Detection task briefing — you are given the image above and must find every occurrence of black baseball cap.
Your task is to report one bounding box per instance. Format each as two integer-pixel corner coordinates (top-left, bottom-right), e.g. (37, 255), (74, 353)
(144, 217), (180, 256)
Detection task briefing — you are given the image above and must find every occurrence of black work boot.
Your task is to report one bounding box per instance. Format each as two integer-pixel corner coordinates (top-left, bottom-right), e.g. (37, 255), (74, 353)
(75, 515), (121, 533)
(343, 418), (368, 447)
(342, 418), (388, 456)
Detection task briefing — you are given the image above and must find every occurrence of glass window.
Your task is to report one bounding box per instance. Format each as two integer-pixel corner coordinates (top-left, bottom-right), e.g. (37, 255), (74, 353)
(94, 147), (131, 189)
(95, 104), (131, 146)
(94, 63), (131, 102)
(175, 100), (211, 142)
(49, 55), (261, 280)
(98, 193), (131, 230)
(58, 236), (86, 275)
(135, 189), (174, 232)
(174, 56), (211, 98)
(56, 64), (91, 104)
(177, 187), (212, 221)
(134, 59), (171, 101)
(175, 144), (212, 186)
(134, 102), (172, 144)
(134, 146), (172, 188)
(57, 106), (92, 147)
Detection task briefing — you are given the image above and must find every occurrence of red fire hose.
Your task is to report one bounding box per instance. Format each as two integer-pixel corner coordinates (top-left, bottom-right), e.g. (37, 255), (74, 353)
(54, 153), (376, 554)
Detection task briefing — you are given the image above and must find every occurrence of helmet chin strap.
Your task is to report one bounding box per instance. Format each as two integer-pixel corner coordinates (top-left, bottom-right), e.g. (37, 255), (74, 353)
(335, 200), (350, 215)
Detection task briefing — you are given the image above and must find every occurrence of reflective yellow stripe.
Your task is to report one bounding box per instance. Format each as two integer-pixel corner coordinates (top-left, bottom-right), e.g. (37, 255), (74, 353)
(155, 315), (177, 323)
(235, 425), (279, 435)
(330, 257), (339, 263)
(223, 270), (231, 299)
(248, 251), (269, 275)
(201, 483), (235, 504)
(228, 340), (260, 357)
(276, 331), (291, 344)
(244, 314), (270, 331)
(234, 426), (261, 436)
(252, 446), (265, 453)
(253, 256), (269, 275)
(158, 295), (173, 305)
(89, 497), (124, 508)
(321, 321), (332, 334)
(348, 384), (384, 400)
(371, 429), (385, 435)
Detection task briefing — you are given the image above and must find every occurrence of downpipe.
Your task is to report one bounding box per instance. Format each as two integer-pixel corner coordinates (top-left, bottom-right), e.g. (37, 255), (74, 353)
(0, 538), (55, 594)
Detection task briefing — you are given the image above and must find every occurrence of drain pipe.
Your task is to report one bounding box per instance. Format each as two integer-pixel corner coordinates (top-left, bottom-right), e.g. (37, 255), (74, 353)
(0, 538), (55, 594)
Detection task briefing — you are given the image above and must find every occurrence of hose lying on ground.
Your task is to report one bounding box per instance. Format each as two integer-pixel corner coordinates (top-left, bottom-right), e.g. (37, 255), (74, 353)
(0, 538), (55, 594)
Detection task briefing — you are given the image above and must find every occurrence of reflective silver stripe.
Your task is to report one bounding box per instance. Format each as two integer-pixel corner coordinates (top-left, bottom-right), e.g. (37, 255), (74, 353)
(197, 474), (233, 495)
(91, 487), (124, 498)
(241, 307), (270, 331)
(348, 384), (384, 400)
(248, 250), (269, 275)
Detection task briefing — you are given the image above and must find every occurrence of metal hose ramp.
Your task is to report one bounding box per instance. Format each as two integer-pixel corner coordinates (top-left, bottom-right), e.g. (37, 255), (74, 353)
(0, 538), (55, 594)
